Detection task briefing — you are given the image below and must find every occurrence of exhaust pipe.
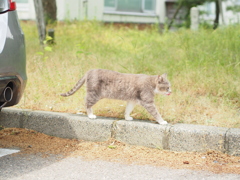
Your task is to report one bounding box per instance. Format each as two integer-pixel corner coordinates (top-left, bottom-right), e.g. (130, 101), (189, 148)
(0, 87), (13, 109)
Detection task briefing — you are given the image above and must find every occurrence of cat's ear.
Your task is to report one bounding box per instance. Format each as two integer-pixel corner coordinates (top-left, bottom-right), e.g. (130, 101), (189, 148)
(157, 75), (164, 83)
(162, 73), (167, 79)
(157, 73), (167, 83)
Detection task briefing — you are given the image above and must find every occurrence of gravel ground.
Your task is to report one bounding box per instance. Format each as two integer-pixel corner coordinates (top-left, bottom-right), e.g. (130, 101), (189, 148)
(0, 127), (240, 180)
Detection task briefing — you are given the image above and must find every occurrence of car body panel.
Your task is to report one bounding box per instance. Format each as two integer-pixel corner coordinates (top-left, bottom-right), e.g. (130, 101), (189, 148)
(0, 1), (27, 108)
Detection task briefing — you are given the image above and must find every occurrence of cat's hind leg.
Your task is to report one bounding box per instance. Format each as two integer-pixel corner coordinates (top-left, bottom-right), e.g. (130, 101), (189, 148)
(125, 101), (136, 121)
(87, 108), (96, 119)
(85, 93), (99, 119)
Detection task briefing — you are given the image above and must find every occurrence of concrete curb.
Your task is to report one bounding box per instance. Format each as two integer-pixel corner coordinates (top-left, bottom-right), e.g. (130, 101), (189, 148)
(0, 108), (239, 156)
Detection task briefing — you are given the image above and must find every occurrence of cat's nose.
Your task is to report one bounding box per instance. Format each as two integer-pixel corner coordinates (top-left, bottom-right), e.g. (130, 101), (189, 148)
(166, 89), (171, 95)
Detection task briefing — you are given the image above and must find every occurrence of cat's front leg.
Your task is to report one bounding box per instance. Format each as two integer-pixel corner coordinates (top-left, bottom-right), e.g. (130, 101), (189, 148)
(88, 114), (97, 119)
(124, 101), (136, 121)
(140, 101), (168, 125)
(157, 119), (168, 125)
(154, 114), (168, 125)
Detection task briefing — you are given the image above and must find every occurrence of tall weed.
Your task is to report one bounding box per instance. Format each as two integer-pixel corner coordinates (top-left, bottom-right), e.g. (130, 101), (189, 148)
(18, 21), (240, 128)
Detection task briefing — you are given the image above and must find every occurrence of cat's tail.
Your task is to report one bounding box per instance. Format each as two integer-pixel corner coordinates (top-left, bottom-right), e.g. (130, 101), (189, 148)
(60, 75), (86, 97)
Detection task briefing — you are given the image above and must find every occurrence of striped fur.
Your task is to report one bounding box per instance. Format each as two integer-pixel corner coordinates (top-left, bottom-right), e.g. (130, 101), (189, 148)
(61, 75), (86, 97)
(61, 69), (171, 124)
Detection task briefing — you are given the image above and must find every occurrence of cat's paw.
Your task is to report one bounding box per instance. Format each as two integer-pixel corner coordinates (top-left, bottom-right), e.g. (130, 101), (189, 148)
(159, 121), (168, 125)
(125, 116), (133, 121)
(88, 114), (97, 119)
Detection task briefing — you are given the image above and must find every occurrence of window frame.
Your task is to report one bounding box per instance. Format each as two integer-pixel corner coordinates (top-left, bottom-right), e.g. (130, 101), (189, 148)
(104, 0), (156, 16)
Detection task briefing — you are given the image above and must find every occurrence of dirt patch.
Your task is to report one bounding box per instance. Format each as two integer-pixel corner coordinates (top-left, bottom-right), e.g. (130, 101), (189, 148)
(0, 128), (240, 174)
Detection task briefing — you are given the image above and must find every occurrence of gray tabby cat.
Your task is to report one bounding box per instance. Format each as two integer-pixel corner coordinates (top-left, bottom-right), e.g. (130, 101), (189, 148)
(61, 69), (171, 125)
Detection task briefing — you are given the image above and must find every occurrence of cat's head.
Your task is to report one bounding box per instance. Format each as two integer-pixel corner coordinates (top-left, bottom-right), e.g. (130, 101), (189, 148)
(155, 73), (171, 96)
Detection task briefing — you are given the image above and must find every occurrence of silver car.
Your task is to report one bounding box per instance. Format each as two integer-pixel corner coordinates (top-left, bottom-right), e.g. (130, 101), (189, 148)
(0, 0), (27, 111)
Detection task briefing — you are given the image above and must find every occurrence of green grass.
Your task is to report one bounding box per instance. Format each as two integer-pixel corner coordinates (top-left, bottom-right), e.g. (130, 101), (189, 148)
(17, 21), (240, 128)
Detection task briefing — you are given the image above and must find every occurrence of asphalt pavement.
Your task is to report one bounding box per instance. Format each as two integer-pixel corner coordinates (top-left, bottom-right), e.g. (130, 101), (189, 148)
(1, 152), (240, 180)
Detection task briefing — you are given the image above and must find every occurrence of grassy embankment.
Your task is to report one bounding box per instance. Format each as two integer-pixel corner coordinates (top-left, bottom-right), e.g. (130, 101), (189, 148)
(17, 21), (240, 128)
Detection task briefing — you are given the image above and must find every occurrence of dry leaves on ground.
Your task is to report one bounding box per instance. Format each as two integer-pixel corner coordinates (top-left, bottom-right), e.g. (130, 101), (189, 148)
(0, 128), (240, 174)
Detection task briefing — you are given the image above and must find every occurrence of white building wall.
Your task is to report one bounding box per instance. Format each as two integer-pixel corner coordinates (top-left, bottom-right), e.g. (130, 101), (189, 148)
(16, 0), (35, 20)
(15, 0), (166, 23)
(16, 0), (84, 21)
(56, 0), (85, 21)
(15, 0), (240, 25)
(87, 0), (104, 20)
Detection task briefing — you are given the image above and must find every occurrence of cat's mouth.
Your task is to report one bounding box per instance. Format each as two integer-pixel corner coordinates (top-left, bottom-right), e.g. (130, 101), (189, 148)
(165, 92), (171, 96)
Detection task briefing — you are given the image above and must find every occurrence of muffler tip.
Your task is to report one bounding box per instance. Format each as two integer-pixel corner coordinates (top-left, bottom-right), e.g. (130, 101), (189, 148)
(1, 87), (13, 102)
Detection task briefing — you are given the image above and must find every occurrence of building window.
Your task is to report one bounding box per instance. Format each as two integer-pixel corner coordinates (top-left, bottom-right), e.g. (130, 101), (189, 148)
(104, 0), (156, 14)
(14, 0), (28, 3)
